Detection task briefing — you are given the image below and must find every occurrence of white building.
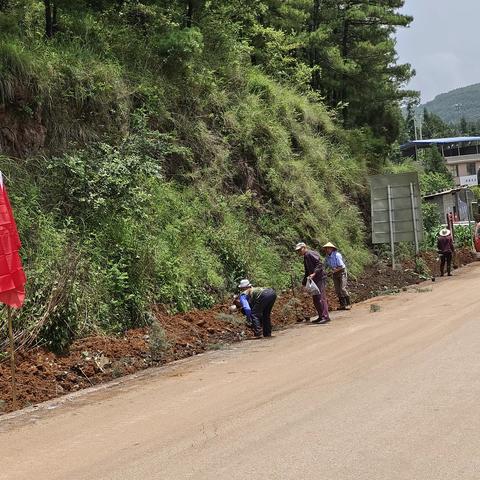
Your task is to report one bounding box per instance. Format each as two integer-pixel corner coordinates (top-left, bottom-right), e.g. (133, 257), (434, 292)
(401, 136), (480, 187)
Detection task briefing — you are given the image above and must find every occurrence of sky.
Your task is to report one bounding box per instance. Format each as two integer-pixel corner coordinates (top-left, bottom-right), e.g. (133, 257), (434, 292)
(396, 0), (480, 103)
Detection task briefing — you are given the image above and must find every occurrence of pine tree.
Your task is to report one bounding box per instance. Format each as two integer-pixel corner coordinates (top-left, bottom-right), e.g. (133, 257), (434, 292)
(311, 1), (414, 134)
(422, 109), (454, 139)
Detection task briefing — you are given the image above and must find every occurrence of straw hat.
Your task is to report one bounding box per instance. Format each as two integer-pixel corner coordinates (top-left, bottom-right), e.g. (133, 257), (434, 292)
(322, 242), (337, 250)
(294, 242), (307, 251)
(238, 279), (252, 289)
(439, 228), (451, 237)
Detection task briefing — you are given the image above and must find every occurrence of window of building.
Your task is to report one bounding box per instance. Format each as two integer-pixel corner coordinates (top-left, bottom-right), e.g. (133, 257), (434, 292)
(467, 162), (476, 175)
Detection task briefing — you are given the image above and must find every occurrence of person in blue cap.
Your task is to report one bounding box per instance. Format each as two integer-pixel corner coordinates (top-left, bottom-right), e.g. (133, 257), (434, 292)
(234, 280), (276, 338)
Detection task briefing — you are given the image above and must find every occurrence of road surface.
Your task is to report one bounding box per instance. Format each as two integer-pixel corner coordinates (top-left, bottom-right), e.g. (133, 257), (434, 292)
(1, 264), (480, 480)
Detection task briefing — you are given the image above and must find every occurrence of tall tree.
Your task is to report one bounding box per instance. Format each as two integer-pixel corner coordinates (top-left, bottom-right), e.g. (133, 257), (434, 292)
(313, 1), (414, 132)
(404, 98), (419, 141)
(422, 109), (454, 139)
(44, 0), (57, 38)
(243, 0), (415, 142)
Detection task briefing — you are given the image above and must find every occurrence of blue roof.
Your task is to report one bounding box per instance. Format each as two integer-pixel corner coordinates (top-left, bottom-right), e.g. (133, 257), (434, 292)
(401, 136), (480, 150)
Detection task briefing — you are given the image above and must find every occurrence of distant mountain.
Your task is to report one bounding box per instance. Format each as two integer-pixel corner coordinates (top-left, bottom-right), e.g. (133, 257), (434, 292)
(419, 83), (480, 124)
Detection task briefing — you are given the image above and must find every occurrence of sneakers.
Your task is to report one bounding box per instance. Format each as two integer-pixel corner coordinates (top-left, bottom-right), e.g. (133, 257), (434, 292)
(297, 317), (308, 323)
(338, 297), (352, 311)
(311, 317), (330, 324)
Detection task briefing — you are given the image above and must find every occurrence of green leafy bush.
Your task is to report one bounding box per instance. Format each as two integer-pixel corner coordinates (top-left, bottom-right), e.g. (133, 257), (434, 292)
(452, 225), (474, 248)
(423, 224), (473, 251)
(0, 2), (375, 352)
(422, 202), (442, 233)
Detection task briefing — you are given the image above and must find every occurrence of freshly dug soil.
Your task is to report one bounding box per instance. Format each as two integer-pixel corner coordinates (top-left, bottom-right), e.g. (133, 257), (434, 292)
(0, 248), (476, 414)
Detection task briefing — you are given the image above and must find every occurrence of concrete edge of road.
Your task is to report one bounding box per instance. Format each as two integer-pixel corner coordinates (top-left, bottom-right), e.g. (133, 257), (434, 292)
(1, 262), (478, 424)
(0, 346), (228, 424)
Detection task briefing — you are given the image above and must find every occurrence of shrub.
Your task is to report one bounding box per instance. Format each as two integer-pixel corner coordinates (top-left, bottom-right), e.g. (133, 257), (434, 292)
(0, 9), (373, 351)
(422, 202), (442, 232)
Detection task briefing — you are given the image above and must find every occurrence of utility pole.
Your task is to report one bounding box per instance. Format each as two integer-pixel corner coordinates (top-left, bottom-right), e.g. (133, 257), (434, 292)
(413, 116), (423, 141)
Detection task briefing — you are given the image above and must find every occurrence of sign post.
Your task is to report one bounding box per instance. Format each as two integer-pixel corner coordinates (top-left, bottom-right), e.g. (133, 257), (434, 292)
(409, 182), (420, 254)
(7, 307), (17, 409)
(387, 184), (395, 268)
(369, 173), (423, 266)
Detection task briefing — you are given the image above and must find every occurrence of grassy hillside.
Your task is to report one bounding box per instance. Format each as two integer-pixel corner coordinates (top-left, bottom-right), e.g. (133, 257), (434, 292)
(0, 3), (374, 351)
(420, 83), (480, 124)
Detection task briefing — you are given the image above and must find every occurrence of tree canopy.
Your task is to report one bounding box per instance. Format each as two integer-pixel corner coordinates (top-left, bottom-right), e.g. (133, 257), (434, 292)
(0, 0), (413, 349)
(1, 0), (414, 145)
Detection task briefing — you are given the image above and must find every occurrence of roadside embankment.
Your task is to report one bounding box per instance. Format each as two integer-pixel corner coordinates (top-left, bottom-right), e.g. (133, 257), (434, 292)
(0, 248), (476, 414)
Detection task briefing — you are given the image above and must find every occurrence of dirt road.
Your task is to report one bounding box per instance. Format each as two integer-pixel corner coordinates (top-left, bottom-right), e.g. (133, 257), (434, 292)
(1, 264), (480, 480)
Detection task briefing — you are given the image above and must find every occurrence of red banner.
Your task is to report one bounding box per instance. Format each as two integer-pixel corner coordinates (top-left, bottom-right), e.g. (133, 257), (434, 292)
(0, 174), (26, 308)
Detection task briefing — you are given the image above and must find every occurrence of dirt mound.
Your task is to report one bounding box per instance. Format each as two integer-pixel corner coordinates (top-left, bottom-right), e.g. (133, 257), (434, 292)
(0, 249), (476, 414)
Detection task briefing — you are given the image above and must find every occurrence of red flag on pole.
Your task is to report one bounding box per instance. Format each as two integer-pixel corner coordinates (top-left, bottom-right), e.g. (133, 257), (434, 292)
(0, 173), (26, 308)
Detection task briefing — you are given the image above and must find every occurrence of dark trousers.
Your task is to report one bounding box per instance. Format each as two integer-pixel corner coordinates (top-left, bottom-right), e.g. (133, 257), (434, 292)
(312, 279), (330, 320)
(332, 270), (350, 306)
(251, 289), (276, 337)
(440, 252), (452, 275)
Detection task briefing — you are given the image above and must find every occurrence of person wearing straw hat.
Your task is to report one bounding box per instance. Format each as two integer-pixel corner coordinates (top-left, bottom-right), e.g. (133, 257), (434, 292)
(234, 279), (277, 338)
(323, 242), (351, 311)
(294, 242), (330, 324)
(437, 227), (454, 277)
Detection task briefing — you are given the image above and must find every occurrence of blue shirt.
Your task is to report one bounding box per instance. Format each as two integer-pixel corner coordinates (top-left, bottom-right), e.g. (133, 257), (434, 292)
(239, 294), (252, 319)
(324, 251), (345, 270)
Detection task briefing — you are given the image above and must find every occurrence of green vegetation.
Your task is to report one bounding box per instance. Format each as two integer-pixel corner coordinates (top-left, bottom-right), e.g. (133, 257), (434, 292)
(0, 1), (413, 351)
